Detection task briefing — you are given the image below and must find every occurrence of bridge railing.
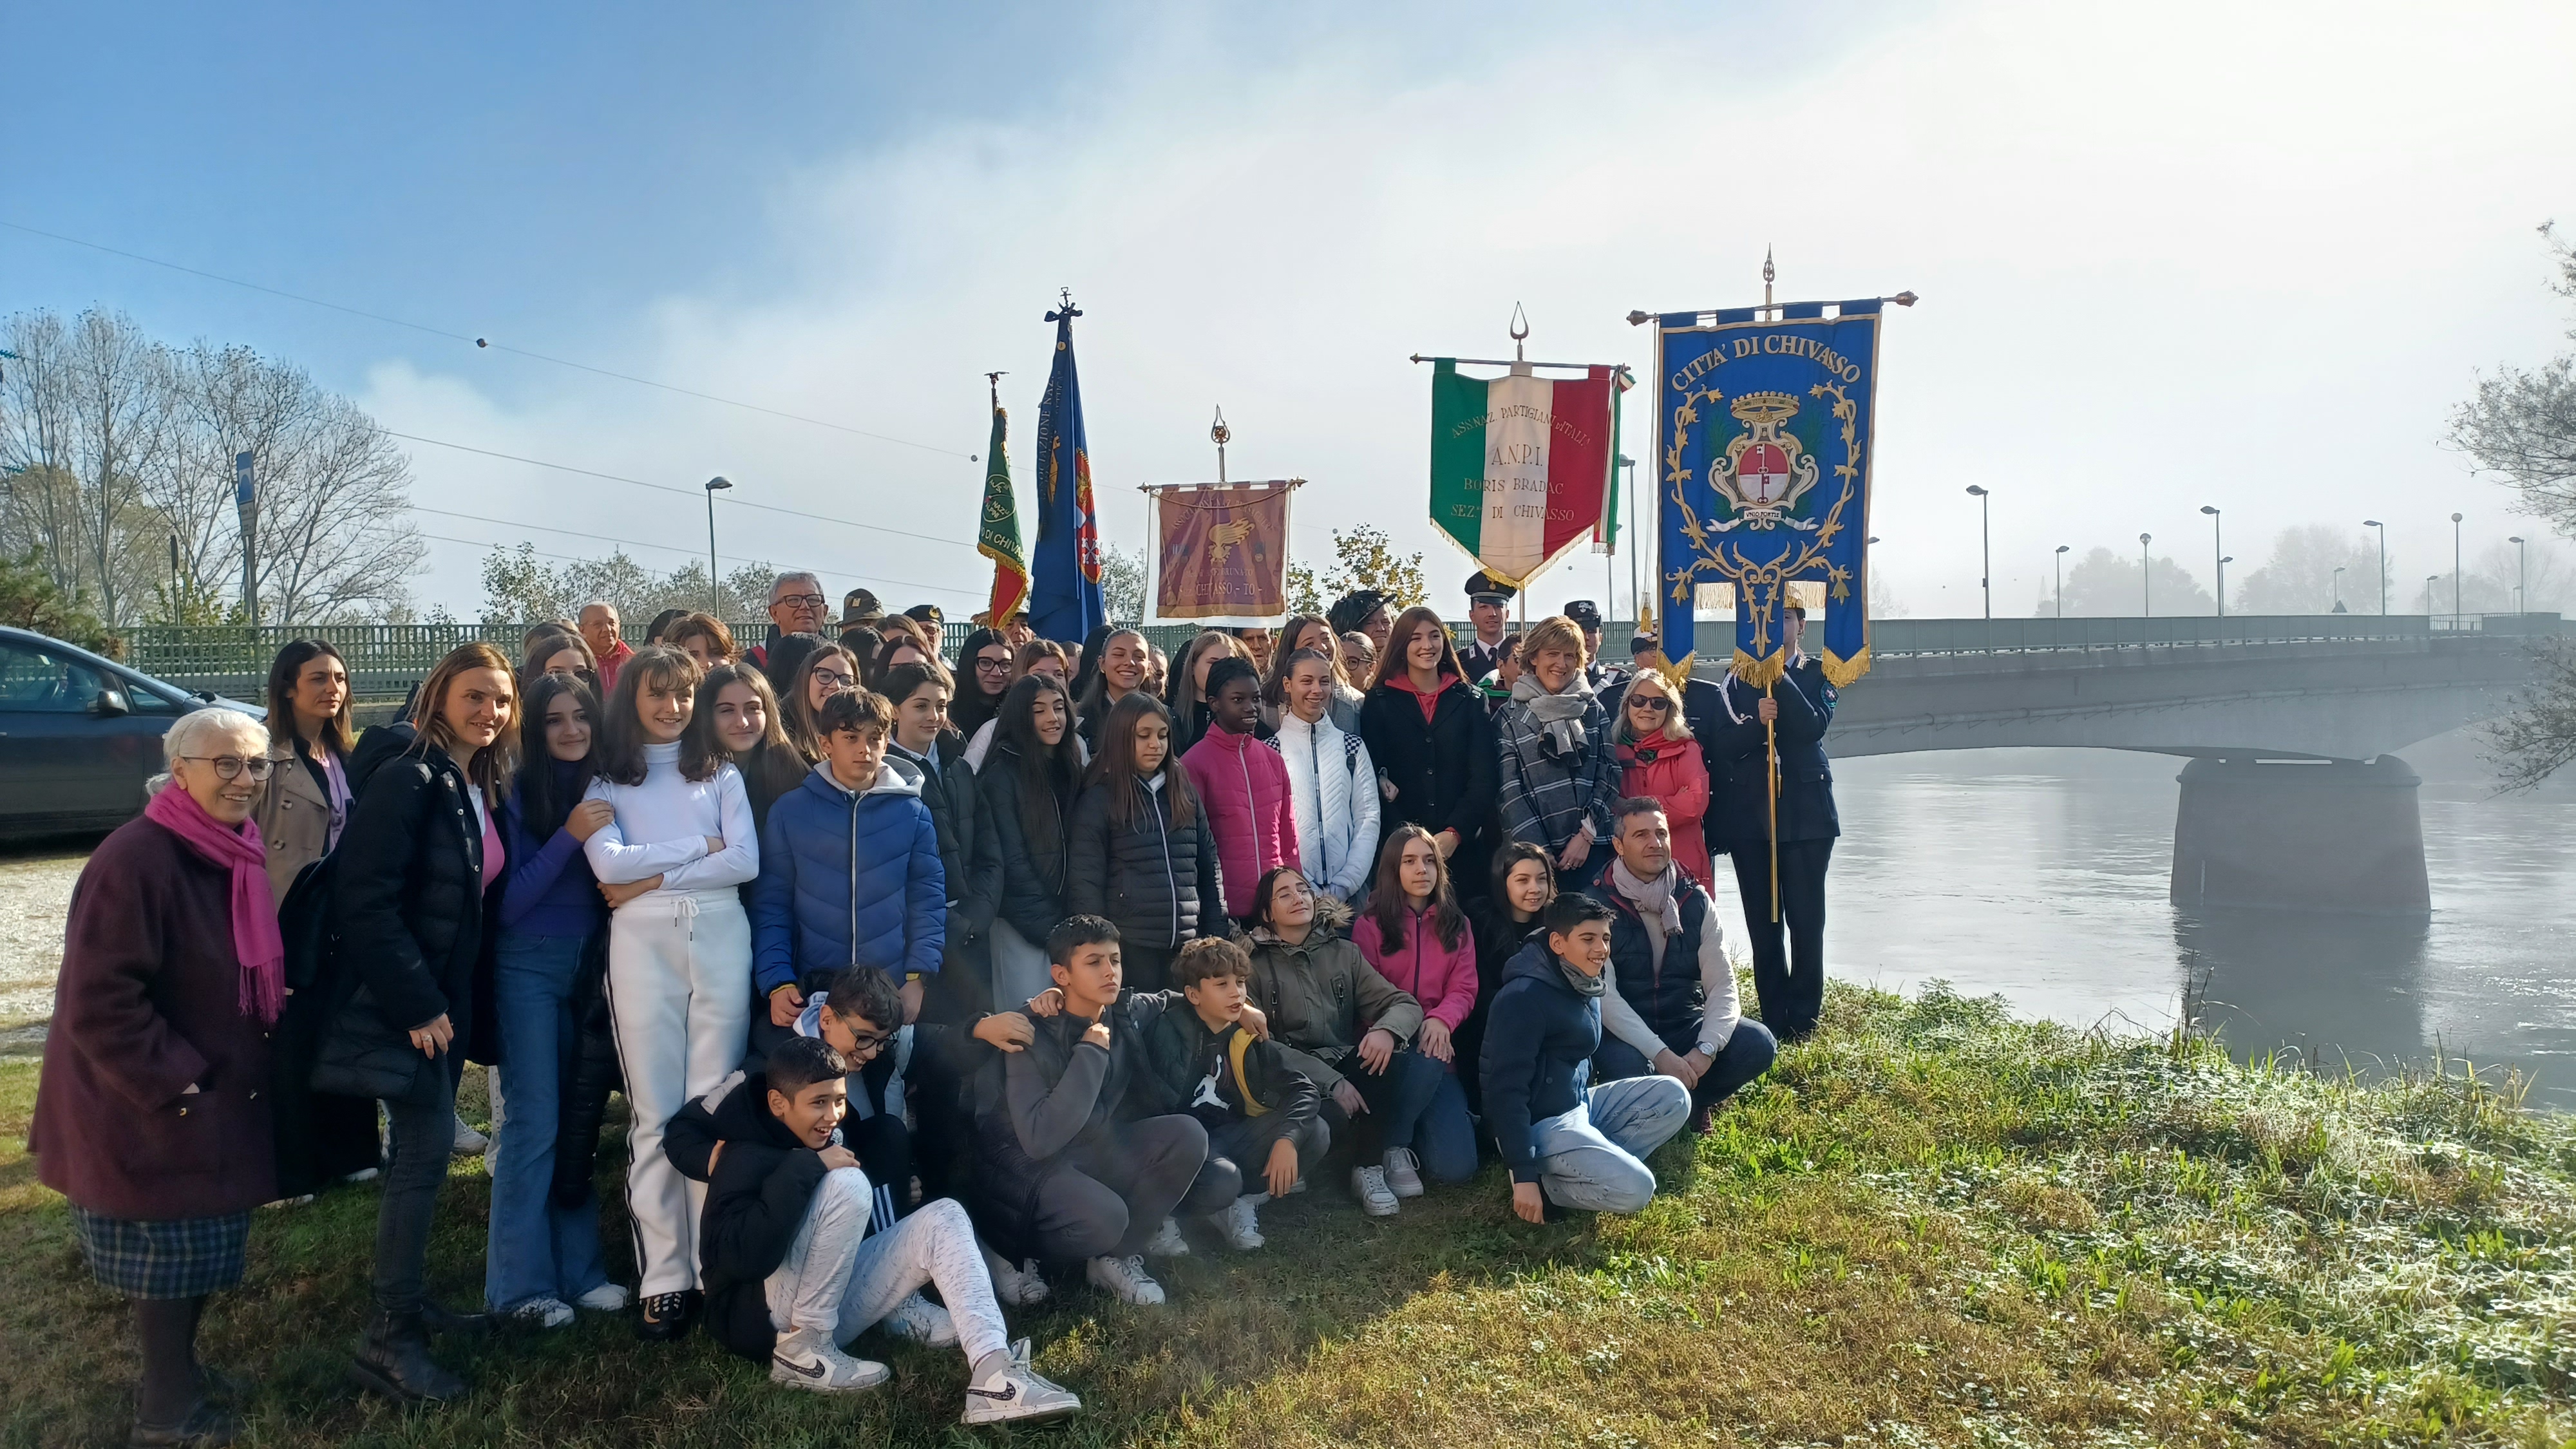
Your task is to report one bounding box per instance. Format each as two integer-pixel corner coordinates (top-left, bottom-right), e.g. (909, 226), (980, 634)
(1854, 613), (2562, 657)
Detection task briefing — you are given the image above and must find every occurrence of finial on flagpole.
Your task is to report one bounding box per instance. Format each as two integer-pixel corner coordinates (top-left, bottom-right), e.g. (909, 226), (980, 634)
(986, 370), (1007, 408)
(1763, 247), (1775, 314)
(1046, 288), (1082, 322)
(1210, 406), (1231, 484)
(1509, 301), (1530, 361)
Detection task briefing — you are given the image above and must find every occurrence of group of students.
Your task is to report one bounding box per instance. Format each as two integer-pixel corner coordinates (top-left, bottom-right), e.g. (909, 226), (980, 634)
(30, 565), (1840, 1446)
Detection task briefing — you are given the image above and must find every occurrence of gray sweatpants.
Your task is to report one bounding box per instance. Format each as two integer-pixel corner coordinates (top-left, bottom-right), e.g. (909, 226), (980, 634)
(765, 1169), (1008, 1365)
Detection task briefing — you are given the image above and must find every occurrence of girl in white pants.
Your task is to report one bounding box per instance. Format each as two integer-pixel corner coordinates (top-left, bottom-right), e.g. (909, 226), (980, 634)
(582, 647), (759, 1338)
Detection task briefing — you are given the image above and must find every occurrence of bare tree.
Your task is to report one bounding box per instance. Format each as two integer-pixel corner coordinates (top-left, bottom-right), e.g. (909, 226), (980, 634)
(2235, 524), (2388, 614)
(2452, 223), (2576, 537)
(2484, 639), (2576, 791)
(0, 310), (174, 625)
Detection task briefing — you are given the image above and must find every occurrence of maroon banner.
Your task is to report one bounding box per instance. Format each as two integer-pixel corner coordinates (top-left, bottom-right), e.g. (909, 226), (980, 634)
(1153, 482), (1294, 622)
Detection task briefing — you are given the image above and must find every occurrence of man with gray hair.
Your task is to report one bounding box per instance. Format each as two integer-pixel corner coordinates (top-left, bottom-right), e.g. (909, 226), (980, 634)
(752, 571), (831, 668)
(578, 601), (630, 688)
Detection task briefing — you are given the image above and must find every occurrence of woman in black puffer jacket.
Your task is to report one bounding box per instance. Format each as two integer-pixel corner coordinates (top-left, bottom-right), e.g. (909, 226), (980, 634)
(1065, 692), (1226, 992)
(978, 674), (1085, 1009)
(328, 643), (518, 1405)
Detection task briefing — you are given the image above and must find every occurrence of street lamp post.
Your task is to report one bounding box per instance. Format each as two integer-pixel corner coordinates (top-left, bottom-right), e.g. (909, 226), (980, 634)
(2450, 511), (2464, 629)
(2510, 535), (2527, 613)
(2199, 506), (2223, 620)
(2139, 533), (2152, 616)
(2331, 565), (2345, 612)
(2054, 544), (2069, 619)
(2363, 519), (2387, 615)
(2425, 574), (2439, 618)
(1964, 485), (1991, 619)
(703, 475), (734, 611)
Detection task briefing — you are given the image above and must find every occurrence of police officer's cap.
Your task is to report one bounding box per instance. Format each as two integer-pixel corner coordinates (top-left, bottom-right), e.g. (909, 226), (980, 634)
(1464, 571), (1517, 605)
(1564, 599), (1604, 629)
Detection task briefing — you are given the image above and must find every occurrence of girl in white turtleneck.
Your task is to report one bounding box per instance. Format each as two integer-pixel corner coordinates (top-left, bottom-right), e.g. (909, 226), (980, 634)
(580, 647), (757, 1336)
(1269, 645), (1379, 902)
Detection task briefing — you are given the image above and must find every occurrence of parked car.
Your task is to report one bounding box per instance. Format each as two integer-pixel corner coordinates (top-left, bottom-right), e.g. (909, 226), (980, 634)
(0, 627), (258, 839)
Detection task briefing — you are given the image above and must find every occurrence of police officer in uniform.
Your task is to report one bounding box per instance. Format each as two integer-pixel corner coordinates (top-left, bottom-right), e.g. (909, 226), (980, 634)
(1457, 571), (1517, 686)
(1564, 600), (1619, 692)
(1706, 604), (1837, 1041)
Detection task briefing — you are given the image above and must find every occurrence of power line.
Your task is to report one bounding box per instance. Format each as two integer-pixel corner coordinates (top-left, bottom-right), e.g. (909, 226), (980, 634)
(384, 429), (976, 551)
(410, 510), (984, 601)
(0, 217), (973, 459)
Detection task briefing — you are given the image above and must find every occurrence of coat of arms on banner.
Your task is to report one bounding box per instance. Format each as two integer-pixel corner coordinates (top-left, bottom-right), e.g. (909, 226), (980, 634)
(1654, 301), (1885, 687)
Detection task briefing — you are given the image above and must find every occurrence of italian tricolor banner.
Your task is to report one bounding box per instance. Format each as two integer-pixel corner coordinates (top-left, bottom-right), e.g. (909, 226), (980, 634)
(1428, 360), (1627, 589)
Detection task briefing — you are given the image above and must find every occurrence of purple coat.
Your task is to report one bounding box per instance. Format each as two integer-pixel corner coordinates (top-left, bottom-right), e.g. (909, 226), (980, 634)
(32, 815), (279, 1218)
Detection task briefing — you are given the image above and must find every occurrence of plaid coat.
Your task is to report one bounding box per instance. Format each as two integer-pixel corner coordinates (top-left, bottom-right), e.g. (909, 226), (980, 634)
(1494, 691), (1620, 855)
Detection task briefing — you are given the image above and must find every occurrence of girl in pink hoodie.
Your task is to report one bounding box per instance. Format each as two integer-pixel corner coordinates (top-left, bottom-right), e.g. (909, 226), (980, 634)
(1180, 658), (1300, 921)
(1351, 825), (1480, 1064)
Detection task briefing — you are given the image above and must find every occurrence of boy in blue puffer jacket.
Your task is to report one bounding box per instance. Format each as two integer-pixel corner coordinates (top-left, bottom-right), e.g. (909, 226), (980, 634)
(753, 690), (947, 1036)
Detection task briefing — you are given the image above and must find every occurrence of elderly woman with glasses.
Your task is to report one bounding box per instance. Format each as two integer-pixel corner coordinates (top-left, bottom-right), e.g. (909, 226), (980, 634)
(32, 708), (287, 1446)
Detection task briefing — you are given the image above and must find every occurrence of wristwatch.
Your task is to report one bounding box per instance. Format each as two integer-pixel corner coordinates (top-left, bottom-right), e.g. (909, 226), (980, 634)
(1695, 1039), (1718, 1057)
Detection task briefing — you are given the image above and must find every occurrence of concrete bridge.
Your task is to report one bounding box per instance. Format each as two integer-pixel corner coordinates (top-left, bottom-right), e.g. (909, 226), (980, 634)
(1672, 614), (2566, 914)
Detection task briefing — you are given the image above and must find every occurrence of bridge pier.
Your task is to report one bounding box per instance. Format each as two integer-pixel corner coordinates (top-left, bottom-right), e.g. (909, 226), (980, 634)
(2169, 754), (2429, 914)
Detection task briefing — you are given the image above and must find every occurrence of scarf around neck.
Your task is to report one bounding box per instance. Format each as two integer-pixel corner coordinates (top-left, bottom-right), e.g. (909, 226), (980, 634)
(1609, 858), (1684, 940)
(1510, 672), (1595, 757)
(1554, 952), (1607, 998)
(144, 782), (286, 1024)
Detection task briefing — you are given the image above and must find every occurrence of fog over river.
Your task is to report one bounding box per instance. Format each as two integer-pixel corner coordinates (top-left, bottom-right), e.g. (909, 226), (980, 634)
(1826, 732), (2576, 1108)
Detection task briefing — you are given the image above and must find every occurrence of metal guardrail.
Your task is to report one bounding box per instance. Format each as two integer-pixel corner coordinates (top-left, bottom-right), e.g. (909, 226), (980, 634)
(1855, 613), (2562, 657)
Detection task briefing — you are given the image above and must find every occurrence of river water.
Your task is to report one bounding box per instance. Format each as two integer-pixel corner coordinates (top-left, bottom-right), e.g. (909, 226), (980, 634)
(1824, 734), (2576, 1108)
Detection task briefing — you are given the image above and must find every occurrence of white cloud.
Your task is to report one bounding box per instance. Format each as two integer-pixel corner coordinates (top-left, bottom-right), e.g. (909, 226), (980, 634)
(367, 0), (2576, 622)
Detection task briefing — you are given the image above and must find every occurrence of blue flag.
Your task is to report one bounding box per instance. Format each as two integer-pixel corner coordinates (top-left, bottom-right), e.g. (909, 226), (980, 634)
(1655, 299), (1883, 688)
(1027, 302), (1105, 645)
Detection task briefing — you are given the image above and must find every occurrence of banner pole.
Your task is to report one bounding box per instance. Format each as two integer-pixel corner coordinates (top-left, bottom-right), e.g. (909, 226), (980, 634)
(1139, 486), (1155, 626)
(1765, 678), (1781, 925)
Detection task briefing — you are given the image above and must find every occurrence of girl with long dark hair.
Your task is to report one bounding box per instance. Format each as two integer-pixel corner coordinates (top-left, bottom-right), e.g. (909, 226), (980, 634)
(1065, 692), (1224, 992)
(1462, 840), (1555, 1113)
(1358, 605), (1498, 893)
(330, 643), (519, 1401)
(948, 625), (1014, 740)
(256, 638), (356, 905)
(779, 642), (862, 766)
(579, 646), (759, 1341)
(1348, 825), (1479, 1193)
(1073, 627), (1150, 752)
(486, 672), (620, 1329)
(694, 661), (799, 833)
(978, 674), (1085, 1009)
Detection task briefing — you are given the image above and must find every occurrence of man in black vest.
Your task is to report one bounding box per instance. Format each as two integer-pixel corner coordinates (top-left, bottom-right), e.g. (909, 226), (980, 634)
(1707, 605), (1839, 1041)
(1584, 798), (1777, 1131)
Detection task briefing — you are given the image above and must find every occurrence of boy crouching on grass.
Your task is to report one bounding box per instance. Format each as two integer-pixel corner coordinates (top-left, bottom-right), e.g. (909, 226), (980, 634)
(1146, 937), (1326, 1251)
(663, 1036), (1079, 1426)
(972, 915), (1226, 1307)
(796, 961), (1052, 1305)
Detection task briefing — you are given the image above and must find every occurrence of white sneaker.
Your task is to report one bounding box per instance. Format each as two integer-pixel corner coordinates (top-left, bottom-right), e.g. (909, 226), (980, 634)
(982, 1245), (1050, 1307)
(769, 1327), (889, 1394)
(510, 1296), (574, 1330)
(1383, 1147), (1425, 1198)
(963, 1338), (1082, 1426)
(881, 1291), (956, 1347)
(450, 1113), (489, 1157)
(576, 1283), (630, 1313)
(1085, 1253), (1166, 1306)
(1287, 1174), (1309, 1195)
(1209, 1194), (1266, 1251)
(1352, 1165), (1399, 1217)
(1142, 1215), (1191, 1257)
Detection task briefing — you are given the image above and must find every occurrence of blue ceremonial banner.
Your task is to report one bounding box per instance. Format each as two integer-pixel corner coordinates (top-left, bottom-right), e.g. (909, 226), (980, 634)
(1028, 300), (1105, 644)
(1654, 300), (1882, 687)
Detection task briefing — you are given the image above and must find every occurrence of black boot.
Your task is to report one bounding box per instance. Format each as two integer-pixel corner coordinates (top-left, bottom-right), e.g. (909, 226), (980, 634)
(419, 1299), (495, 1338)
(127, 1401), (240, 1448)
(348, 1308), (466, 1403)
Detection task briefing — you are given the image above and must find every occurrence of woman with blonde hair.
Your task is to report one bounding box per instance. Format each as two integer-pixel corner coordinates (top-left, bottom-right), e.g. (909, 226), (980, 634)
(1492, 614), (1617, 887)
(1612, 667), (1712, 889)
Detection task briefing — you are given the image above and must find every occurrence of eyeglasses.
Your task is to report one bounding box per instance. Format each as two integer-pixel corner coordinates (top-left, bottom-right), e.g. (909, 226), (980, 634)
(842, 1028), (893, 1054)
(974, 654), (1013, 674)
(775, 594), (828, 611)
(1631, 698), (1673, 714)
(811, 669), (857, 688)
(182, 755), (274, 781)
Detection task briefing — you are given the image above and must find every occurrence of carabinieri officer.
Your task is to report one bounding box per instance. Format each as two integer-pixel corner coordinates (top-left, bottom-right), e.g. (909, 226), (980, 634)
(1707, 603), (1837, 1041)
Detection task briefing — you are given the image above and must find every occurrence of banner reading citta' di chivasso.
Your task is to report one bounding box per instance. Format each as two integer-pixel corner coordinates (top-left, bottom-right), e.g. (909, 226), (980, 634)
(1655, 300), (1882, 688)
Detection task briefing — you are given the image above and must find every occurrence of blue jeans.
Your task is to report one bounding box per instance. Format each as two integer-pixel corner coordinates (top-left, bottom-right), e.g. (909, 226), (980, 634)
(1594, 1018), (1777, 1120)
(1334, 1049), (1477, 1184)
(1528, 1075), (1691, 1212)
(486, 933), (610, 1311)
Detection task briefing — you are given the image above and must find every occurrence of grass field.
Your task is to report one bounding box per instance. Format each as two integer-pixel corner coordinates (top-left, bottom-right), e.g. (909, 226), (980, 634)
(3, 981), (2570, 1448)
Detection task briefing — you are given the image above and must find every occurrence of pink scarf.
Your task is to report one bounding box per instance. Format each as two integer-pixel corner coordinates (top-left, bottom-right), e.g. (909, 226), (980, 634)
(144, 783), (287, 1025)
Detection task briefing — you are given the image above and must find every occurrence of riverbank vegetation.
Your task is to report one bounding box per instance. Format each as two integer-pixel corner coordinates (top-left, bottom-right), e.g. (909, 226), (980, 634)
(3, 981), (2568, 1446)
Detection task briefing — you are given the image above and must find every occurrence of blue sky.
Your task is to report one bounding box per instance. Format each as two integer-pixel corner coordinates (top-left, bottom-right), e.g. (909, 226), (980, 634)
(5, 1), (2571, 618)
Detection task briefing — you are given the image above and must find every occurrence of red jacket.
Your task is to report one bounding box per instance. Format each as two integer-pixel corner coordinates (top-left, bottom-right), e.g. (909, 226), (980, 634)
(1182, 727), (1300, 920)
(596, 639), (636, 689)
(1616, 736), (1714, 889)
(1351, 903), (1479, 1033)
